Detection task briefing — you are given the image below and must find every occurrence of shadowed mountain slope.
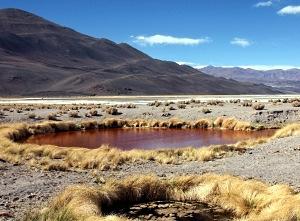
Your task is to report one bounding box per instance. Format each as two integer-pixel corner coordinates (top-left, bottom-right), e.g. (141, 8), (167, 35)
(0, 8), (279, 96)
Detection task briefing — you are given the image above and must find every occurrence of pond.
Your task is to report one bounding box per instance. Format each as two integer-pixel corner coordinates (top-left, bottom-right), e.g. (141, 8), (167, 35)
(24, 128), (275, 150)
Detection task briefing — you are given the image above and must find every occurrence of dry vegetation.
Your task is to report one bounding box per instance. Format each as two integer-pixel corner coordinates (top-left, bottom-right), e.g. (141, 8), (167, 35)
(201, 108), (211, 114)
(105, 107), (121, 115)
(253, 103), (265, 110)
(0, 118), (298, 171)
(292, 101), (300, 107)
(24, 173), (300, 221)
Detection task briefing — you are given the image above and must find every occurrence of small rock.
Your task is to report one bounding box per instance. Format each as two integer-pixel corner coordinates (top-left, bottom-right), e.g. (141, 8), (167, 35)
(0, 210), (13, 217)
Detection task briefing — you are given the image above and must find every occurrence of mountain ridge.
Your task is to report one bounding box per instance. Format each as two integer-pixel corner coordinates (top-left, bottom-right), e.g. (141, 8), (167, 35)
(200, 66), (300, 93)
(0, 8), (279, 96)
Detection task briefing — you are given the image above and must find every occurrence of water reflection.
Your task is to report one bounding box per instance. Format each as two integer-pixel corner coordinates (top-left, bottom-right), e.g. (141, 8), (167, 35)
(25, 128), (275, 150)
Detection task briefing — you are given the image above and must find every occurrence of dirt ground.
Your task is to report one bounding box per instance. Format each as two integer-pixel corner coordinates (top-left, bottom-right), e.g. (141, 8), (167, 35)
(0, 99), (300, 220)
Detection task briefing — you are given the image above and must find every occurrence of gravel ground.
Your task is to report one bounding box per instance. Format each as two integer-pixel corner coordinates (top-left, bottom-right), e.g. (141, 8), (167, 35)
(0, 135), (300, 220)
(0, 101), (300, 220)
(0, 102), (300, 128)
(115, 135), (300, 191)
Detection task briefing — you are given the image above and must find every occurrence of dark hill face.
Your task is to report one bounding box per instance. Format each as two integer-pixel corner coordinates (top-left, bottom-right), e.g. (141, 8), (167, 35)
(0, 8), (279, 96)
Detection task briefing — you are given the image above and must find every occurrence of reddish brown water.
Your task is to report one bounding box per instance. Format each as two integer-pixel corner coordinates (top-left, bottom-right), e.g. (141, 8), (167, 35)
(25, 128), (275, 150)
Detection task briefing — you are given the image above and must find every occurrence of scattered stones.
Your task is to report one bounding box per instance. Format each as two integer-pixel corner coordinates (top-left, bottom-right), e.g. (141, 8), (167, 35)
(109, 201), (232, 221)
(161, 113), (171, 117)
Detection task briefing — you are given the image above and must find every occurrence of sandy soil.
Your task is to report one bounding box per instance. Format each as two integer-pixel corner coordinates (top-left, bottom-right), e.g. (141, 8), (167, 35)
(0, 100), (300, 220)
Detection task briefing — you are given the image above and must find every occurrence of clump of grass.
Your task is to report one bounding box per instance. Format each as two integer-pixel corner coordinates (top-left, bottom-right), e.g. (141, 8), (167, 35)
(253, 103), (265, 110)
(47, 114), (59, 121)
(177, 104), (186, 109)
(207, 100), (223, 106)
(2, 107), (9, 111)
(106, 107), (121, 115)
(292, 101), (300, 107)
(69, 111), (81, 118)
(117, 103), (137, 109)
(202, 108), (211, 114)
(89, 109), (100, 116)
(163, 101), (174, 106)
(28, 113), (36, 119)
(24, 174), (300, 221)
(213, 117), (253, 131)
(272, 123), (300, 138)
(282, 98), (289, 103)
(230, 99), (241, 103)
(242, 100), (252, 107)
(148, 101), (162, 107)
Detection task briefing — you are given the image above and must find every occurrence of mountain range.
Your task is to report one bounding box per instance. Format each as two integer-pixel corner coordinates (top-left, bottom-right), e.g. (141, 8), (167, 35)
(200, 66), (300, 93)
(0, 8), (279, 96)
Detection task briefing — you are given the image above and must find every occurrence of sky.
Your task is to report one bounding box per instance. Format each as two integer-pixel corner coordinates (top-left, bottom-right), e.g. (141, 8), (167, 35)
(1, 0), (300, 70)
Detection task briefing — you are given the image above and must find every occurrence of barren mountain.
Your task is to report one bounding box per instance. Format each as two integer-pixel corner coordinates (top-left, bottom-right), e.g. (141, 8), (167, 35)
(201, 66), (300, 93)
(0, 8), (279, 96)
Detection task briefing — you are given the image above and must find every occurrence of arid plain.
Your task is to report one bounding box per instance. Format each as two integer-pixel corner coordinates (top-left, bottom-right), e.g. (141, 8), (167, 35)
(0, 96), (300, 221)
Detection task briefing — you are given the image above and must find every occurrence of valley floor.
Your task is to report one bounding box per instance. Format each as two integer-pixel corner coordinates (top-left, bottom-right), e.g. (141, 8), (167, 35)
(0, 98), (300, 220)
(1, 135), (299, 220)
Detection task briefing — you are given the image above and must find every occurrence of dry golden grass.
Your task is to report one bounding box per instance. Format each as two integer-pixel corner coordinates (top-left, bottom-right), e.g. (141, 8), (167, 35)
(0, 118), (297, 171)
(272, 123), (300, 138)
(24, 173), (300, 221)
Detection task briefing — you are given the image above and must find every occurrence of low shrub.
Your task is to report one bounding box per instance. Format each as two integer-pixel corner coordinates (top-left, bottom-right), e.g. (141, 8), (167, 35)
(253, 103), (265, 110)
(68, 111), (81, 118)
(28, 113), (36, 119)
(148, 101), (162, 107)
(242, 100), (252, 107)
(292, 101), (300, 107)
(89, 109), (99, 116)
(207, 100), (222, 105)
(230, 99), (241, 103)
(47, 114), (59, 121)
(177, 104), (186, 109)
(106, 107), (121, 115)
(202, 108), (211, 114)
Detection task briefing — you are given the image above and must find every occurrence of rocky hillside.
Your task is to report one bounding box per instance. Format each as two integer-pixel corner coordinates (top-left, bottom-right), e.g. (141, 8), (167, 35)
(0, 8), (279, 96)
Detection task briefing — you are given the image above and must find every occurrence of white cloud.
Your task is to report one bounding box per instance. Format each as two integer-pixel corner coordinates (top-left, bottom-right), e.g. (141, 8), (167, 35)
(230, 37), (252, 47)
(278, 5), (300, 15)
(176, 61), (196, 66)
(132, 34), (211, 46)
(254, 1), (273, 7)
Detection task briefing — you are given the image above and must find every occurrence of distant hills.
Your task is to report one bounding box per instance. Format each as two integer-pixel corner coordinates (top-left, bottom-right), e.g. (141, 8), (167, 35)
(200, 66), (300, 93)
(0, 8), (279, 96)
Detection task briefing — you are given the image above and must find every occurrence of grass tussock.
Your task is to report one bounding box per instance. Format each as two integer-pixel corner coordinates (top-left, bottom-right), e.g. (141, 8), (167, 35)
(0, 118), (297, 171)
(272, 123), (300, 138)
(24, 174), (300, 221)
(253, 103), (265, 110)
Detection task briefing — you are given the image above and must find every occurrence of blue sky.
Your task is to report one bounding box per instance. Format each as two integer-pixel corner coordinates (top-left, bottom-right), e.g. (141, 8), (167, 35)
(1, 0), (300, 70)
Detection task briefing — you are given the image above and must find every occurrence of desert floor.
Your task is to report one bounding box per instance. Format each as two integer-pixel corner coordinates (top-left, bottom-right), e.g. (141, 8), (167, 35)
(0, 97), (299, 220)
